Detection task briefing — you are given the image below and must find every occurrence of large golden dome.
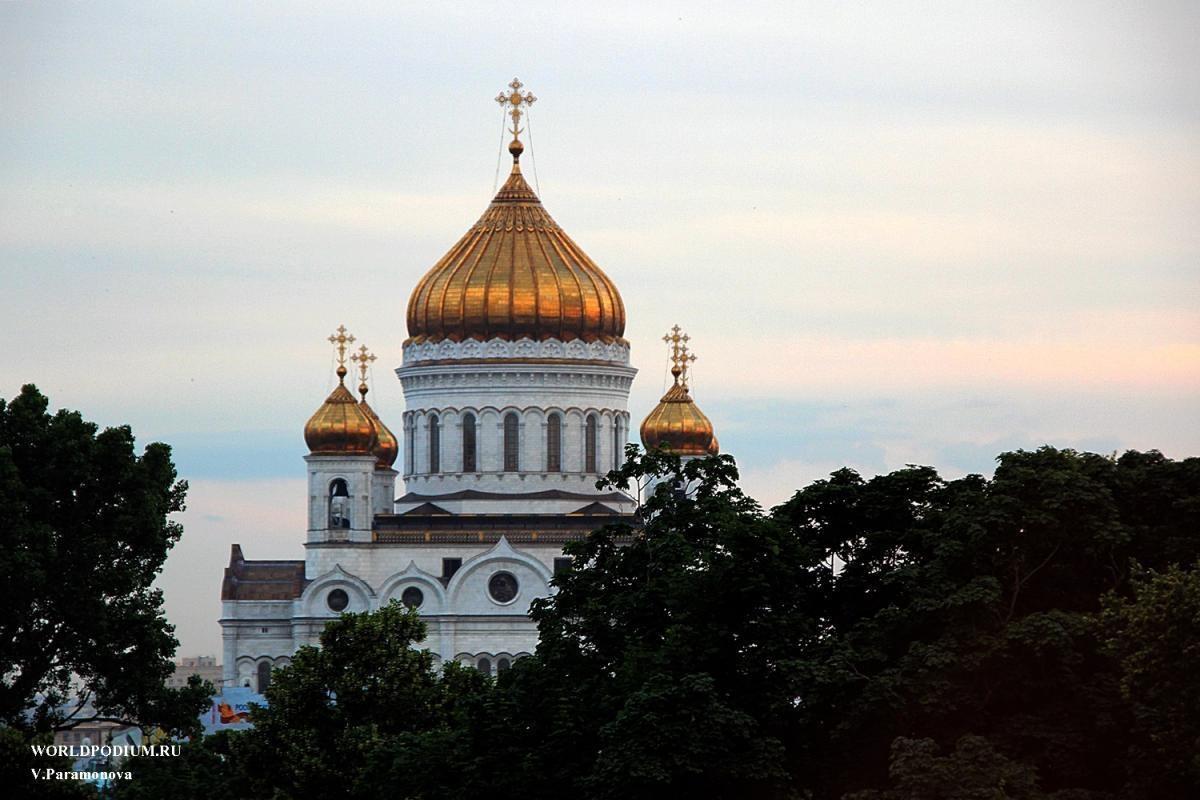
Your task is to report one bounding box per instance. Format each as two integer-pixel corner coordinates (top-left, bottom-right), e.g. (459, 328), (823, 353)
(406, 144), (626, 345)
(304, 365), (378, 455)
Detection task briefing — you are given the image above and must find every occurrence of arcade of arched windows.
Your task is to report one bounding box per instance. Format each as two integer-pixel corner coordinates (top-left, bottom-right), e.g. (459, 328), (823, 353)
(401, 407), (630, 478)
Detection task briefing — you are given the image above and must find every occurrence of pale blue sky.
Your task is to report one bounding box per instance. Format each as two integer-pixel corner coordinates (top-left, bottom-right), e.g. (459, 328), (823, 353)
(2, 1), (1197, 658)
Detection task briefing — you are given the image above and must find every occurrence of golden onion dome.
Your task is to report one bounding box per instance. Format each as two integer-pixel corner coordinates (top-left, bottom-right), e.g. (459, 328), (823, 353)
(304, 365), (378, 455)
(640, 365), (719, 457)
(356, 381), (398, 469)
(406, 141), (626, 345)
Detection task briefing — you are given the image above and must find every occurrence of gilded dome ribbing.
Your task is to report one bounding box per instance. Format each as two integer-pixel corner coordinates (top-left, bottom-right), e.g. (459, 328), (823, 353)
(405, 149), (626, 345)
(359, 396), (398, 469)
(304, 366), (378, 455)
(640, 366), (719, 457)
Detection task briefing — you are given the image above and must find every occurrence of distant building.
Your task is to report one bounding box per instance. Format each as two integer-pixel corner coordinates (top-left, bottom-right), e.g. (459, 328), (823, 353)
(166, 655), (224, 690)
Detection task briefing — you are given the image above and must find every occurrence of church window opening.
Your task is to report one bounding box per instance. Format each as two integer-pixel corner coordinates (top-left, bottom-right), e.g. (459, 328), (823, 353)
(401, 586), (424, 609)
(554, 557), (572, 576)
(328, 479), (351, 530)
(497, 658), (511, 673)
(488, 571), (519, 604)
(477, 657), (492, 676)
(257, 661), (271, 693)
(613, 419), (622, 470)
(585, 414), (598, 473)
(405, 421), (414, 474)
(428, 414), (440, 473)
(462, 413), (477, 472)
(326, 588), (349, 612)
(442, 558), (462, 581)
(547, 414), (562, 472)
(503, 412), (520, 472)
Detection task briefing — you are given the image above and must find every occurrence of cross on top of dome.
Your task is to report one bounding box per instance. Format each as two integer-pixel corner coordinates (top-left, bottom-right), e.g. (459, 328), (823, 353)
(663, 324), (697, 385)
(496, 77), (537, 139)
(327, 325), (356, 382)
(351, 344), (377, 399)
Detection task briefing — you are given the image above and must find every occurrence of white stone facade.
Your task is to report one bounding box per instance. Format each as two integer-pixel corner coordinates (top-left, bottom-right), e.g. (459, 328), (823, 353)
(219, 337), (637, 691)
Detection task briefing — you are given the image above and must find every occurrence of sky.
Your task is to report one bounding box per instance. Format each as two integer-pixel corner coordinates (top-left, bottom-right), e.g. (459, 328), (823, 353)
(2, 1), (1197, 660)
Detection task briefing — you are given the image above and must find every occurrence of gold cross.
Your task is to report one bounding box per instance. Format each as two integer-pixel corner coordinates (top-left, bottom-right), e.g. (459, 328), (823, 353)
(327, 325), (355, 367)
(350, 344), (377, 400)
(495, 77), (537, 141)
(678, 342), (697, 384)
(662, 325), (697, 385)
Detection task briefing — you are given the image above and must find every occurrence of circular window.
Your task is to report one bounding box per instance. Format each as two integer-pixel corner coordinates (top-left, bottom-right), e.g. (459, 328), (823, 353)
(326, 588), (349, 612)
(401, 586), (424, 608)
(488, 571), (519, 604)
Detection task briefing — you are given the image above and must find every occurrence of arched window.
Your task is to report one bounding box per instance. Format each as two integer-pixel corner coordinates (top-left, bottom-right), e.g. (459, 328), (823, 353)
(497, 658), (511, 673)
(477, 657), (492, 677)
(585, 415), (598, 473)
(613, 418), (622, 470)
(503, 413), (520, 472)
(257, 661), (271, 693)
(546, 414), (562, 472)
(428, 414), (440, 473)
(405, 420), (414, 475)
(328, 479), (350, 529)
(462, 413), (477, 472)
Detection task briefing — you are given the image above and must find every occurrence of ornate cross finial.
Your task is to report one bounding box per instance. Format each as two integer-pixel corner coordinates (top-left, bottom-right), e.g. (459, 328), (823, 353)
(327, 325), (356, 383)
(495, 77), (537, 142)
(662, 324), (696, 385)
(350, 344), (377, 400)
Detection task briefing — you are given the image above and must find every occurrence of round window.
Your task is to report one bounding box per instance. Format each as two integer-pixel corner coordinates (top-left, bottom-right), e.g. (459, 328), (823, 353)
(326, 588), (349, 612)
(401, 586), (424, 608)
(488, 571), (519, 604)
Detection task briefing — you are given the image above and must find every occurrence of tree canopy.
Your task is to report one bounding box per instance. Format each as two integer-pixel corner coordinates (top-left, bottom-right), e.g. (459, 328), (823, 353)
(0, 385), (209, 795)
(119, 444), (1199, 800)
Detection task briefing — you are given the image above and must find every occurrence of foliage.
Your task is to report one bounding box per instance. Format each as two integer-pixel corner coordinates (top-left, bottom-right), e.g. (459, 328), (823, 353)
(0, 384), (210, 799)
(845, 735), (1048, 800)
(234, 599), (488, 799)
(110, 444), (1200, 800)
(774, 446), (1199, 798)
(0, 384), (208, 738)
(1100, 565), (1200, 798)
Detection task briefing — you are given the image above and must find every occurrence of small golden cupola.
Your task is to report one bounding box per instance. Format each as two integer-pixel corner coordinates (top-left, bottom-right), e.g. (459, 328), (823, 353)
(640, 325), (719, 457)
(350, 344), (399, 470)
(304, 326), (378, 455)
(405, 78), (626, 346)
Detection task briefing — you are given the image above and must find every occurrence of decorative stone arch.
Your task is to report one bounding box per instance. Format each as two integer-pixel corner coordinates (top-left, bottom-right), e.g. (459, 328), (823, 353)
(299, 564), (375, 617)
(445, 536), (553, 614)
(234, 656), (256, 688)
(378, 561), (447, 614)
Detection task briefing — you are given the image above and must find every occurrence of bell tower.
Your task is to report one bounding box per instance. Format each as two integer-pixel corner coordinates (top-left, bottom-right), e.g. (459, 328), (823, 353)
(302, 325), (383, 544)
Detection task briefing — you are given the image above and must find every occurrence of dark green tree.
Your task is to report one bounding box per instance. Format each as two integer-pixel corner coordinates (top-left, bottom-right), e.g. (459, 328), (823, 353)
(1100, 564), (1200, 799)
(0, 385), (209, 795)
(231, 599), (489, 799)
(775, 446), (1200, 799)
(109, 444), (1200, 800)
(492, 447), (825, 800)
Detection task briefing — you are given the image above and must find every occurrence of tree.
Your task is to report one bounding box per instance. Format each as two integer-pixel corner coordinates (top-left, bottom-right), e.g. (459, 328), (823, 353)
(495, 447), (824, 800)
(228, 599), (490, 800)
(0, 385), (209, 794)
(109, 444), (1200, 800)
(775, 446), (1200, 799)
(845, 735), (1049, 800)
(1100, 565), (1200, 799)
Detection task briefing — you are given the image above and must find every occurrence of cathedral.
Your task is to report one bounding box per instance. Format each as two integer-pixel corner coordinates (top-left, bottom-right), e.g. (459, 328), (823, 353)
(219, 80), (720, 691)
